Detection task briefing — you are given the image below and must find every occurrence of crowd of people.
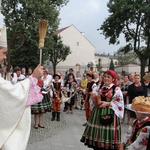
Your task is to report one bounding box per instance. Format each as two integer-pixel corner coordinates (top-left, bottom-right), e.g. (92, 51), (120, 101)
(1, 60), (150, 150)
(1, 25), (150, 150)
(80, 71), (150, 150)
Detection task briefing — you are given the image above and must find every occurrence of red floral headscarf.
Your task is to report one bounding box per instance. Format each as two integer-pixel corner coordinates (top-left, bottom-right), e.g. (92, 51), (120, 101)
(106, 70), (117, 85)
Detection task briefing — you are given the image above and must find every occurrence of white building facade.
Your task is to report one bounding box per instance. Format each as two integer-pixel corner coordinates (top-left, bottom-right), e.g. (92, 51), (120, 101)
(47, 25), (146, 76)
(115, 64), (148, 74)
(49, 25), (95, 75)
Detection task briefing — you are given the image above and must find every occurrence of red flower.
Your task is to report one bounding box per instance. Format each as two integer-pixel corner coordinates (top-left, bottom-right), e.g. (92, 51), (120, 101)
(37, 79), (43, 87)
(116, 96), (120, 102)
(118, 107), (122, 111)
(115, 87), (119, 91)
(142, 139), (147, 145)
(106, 92), (112, 99)
(105, 115), (109, 119)
(113, 101), (117, 104)
(142, 128), (148, 133)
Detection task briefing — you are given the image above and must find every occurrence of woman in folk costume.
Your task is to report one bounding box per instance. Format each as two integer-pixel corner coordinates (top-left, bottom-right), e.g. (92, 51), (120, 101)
(81, 70), (124, 150)
(0, 26), (43, 150)
(64, 73), (77, 114)
(95, 74), (104, 90)
(51, 74), (63, 121)
(80, 73), (88, 110)
(89, 74), (104, 111)
(31, 70), (51, 129)
(83, 71), (95, 124)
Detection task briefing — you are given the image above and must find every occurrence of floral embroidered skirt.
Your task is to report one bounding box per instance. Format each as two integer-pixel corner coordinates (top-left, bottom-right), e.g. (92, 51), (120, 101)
(31, 93), (51, 114)
(80, 106), (121, 150)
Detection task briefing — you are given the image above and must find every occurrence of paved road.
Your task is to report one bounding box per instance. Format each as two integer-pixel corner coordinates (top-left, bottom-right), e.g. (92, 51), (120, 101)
(27, 106), (129, 150)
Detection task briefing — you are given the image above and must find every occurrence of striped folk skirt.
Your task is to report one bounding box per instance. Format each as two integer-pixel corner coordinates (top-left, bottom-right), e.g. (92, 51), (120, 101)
(80, 106), (121, 150)
(31, 93), (51, 114)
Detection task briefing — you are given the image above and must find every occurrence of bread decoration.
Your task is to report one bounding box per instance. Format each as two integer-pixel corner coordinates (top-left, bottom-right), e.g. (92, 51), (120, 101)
(131, 96), (150, 113)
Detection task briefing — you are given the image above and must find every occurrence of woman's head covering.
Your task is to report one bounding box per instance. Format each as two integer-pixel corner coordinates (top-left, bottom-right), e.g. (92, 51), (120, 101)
(105, 70), (117, 85)
(53, 74), (61, 79)
(86, 70), (94, 79)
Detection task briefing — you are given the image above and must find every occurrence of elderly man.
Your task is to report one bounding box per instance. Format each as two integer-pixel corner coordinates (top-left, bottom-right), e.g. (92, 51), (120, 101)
(0, 26), (43, 150)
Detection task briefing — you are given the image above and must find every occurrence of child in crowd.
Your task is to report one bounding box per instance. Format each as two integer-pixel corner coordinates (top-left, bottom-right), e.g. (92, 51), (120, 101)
(120, 106), (150, 150)
(51, 74), (63, 121)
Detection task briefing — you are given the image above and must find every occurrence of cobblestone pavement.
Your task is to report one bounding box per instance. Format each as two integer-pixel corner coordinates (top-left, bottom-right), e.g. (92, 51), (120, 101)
(28, 112), (68, 144)
(27, 108), (129, 150)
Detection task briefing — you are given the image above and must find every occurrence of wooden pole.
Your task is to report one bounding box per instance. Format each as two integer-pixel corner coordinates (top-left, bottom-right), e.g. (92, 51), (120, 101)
(39, 48), (42, 65)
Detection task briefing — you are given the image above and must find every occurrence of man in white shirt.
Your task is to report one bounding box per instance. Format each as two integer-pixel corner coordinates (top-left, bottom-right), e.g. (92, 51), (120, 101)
(11, 67), (25, 84)
(16, 67), (25, 81)
(45, 67), (53, 81)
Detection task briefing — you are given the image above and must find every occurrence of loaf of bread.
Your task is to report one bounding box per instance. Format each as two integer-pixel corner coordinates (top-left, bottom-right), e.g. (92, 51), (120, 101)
(131, 96), (150, 112)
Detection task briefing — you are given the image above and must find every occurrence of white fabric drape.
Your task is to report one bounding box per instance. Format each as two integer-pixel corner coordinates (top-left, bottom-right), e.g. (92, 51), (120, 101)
(0, 77), (31, 150)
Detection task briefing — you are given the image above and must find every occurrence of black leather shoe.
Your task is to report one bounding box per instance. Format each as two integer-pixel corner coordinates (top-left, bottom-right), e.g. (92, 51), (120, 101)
(38, 124), (45, 128)
(51, 118), (55, 121)
(34, 126), (38, 129)
(57, 118), (60, 121)
(82, 123), (87, 126)
(74, 106), (79, 110)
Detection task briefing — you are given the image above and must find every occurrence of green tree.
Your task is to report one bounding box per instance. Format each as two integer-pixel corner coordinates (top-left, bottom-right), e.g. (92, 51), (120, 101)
(116, 47), (137, 65)
(96, 64), (100, 72)
(109, 59), (114, 70)
(100, 0), (150, 77)
(1, 0), (69, 69)
(46, 34), (71, 74)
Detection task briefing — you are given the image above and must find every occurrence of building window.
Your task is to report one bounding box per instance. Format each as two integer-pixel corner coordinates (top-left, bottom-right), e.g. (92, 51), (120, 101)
(98, 59), (101, 66)
(115, 61), (117, 65)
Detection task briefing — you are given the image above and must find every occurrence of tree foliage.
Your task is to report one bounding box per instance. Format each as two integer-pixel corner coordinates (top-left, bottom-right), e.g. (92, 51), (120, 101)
(46, 34), (71, 73)
(116, 47), (137, 66)
(100, 0), (150, 76)
(1, 0), (69, 69)
(109, 59), (114, 70)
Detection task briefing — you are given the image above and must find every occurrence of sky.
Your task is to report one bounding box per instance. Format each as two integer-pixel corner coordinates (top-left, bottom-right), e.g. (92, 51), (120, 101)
(59, 0), (126, 55)
(0, 0), (126, 55)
